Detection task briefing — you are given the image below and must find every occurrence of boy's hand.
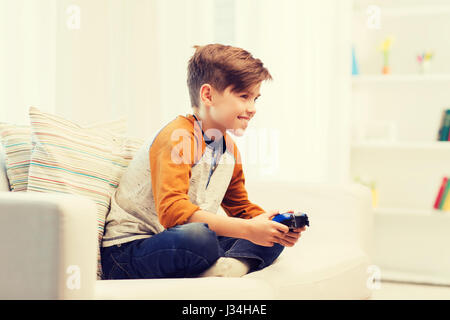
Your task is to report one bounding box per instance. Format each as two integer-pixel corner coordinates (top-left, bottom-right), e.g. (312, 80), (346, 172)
(277, 226), (307, 247)
(245, 210), (290, 247)
(272, 210), (308, 247)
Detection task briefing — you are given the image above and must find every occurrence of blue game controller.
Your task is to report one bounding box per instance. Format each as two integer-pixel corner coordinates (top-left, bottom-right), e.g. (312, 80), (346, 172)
(272, 212), (310, 231)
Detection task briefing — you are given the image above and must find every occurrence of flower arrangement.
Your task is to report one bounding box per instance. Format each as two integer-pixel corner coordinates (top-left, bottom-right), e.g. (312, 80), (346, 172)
(417, 50), (434, 74)
(378, 35), (395, 74)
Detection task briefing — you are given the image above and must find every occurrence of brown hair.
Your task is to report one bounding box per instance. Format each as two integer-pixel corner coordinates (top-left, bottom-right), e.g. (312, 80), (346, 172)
(187, 43), (273, 109)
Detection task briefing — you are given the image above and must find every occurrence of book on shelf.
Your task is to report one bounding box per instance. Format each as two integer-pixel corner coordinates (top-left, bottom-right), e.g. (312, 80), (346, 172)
(437, 109), (450, 141)
(433, 177), (446, 209)
(440, 178), (450, 210)
(433, 176), (450, 211)
(444, 185), (450, 211)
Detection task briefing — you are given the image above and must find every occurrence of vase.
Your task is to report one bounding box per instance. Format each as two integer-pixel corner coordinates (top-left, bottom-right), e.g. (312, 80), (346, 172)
(419, 60), (431, 74)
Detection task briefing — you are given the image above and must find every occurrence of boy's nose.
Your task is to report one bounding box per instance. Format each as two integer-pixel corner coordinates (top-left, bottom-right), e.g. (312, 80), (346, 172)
(246, 104), (256, 117)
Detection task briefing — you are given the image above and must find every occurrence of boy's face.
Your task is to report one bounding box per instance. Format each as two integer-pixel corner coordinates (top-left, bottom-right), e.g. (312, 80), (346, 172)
(201, 82), (261, 137)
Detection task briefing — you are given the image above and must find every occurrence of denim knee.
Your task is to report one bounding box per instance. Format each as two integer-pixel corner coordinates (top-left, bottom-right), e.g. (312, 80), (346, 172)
(170, 222), (220, 263)
(271, 243), (285, 259)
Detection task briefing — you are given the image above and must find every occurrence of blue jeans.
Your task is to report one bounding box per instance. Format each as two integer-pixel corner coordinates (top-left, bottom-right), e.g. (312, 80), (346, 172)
(100, 222), (284, 279)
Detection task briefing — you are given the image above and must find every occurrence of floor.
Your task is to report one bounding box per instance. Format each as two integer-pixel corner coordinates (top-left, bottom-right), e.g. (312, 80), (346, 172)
(368, 281), (450, 300)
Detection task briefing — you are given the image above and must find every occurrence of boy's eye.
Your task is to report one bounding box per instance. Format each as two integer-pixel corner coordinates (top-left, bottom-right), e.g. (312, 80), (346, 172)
(241, 94), (259, 101)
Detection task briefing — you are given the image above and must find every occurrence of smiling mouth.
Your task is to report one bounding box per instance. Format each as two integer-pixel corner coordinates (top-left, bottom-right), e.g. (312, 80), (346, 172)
(238, 117), (250, 121)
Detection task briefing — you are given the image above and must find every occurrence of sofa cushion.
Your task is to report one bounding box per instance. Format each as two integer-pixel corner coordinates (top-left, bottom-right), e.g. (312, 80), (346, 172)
(27, 106), (145, 279)
(95, 210), (372, 299)
(243, 243), (371, 299)
(94, 243), (371, 299)
(0, 115), (128, 192)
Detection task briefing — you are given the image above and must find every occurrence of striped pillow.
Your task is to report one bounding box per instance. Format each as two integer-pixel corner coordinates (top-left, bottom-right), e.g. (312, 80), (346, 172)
(0, 115), (128, 192)
(27, 106), (144, 279)
(0, 144), (11, 192)
(0, 124), (32, 192)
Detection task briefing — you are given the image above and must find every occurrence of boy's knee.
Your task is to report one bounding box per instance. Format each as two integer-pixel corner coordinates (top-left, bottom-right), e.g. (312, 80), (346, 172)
(266, 243), (284, 264)
(174, 222), (219, 259)
(270, 243), (285, 258)
(178, 222), (215, 240)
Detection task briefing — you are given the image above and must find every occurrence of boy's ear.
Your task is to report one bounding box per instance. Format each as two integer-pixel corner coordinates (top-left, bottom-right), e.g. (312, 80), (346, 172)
(200, 84), (213, 106)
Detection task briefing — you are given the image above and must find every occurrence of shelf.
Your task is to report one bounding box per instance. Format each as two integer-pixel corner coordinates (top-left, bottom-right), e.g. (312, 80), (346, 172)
(374, 207), (449, 217)
(352, 74), (450, 85)
(352, 141), (450, 151)
(352, 2), (450, 287)
(353, 5), (450, 17)
(379, 268), (450, 286)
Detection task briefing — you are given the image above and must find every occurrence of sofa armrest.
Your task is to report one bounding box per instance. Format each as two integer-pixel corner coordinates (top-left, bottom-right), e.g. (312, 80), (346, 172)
(0, 191), (98, 299)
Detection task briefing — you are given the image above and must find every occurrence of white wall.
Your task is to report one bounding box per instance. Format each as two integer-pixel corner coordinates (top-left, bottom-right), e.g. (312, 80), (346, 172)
(233, 0), (352, 184)
(0, 0), (57, 124)
(0, 0), (353, 184)
(53, 0), (163, 139)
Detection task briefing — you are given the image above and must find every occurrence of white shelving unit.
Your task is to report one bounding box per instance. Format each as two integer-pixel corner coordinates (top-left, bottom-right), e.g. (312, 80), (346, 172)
(351, 0), (450, 285)
(352, 141), (450, 150)
(352, 74), (450, 84)
(353, 4), (450, 17)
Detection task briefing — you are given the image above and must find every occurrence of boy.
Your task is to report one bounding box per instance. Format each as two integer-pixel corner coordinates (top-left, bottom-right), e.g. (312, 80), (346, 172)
(101, 43), (307, 279)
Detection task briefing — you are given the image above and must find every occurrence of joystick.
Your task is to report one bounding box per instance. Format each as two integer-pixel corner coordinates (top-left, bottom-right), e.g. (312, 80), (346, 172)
(272, 212), (310, 231)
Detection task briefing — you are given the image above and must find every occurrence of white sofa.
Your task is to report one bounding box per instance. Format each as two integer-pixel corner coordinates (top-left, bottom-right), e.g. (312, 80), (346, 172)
(0, 146), (375, 300)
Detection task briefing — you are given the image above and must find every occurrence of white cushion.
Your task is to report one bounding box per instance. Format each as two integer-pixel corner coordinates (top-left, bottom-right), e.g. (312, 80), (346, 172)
(243, 243), (371, 299)
(93, 181), (373, 299)
(93, 243), (370, 299)
(244, 180), (375, 259)
(94, 207), (372, 299)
